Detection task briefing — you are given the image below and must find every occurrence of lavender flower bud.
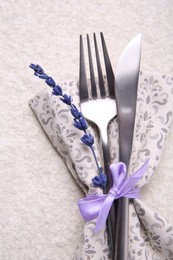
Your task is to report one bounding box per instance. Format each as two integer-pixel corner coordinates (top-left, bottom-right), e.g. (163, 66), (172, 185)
(52, 85), (63, 96)
(70, 105), (82, 119)
(81, 133), (94, 147)
(29, 64), (44, 75)
(39, 73), (49, 80)
(45, 77), (56, 87)
(92, 172), (107, 188)
(74, 117), (88, 131)
(60, 94), (72, 105)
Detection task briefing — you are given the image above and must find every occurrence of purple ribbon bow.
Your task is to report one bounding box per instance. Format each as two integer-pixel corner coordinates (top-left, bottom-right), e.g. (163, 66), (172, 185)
(78, 160), (149, 233)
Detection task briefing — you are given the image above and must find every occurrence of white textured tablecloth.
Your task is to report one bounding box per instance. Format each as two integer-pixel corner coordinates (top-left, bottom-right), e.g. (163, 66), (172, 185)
(0, 0), (173, 259)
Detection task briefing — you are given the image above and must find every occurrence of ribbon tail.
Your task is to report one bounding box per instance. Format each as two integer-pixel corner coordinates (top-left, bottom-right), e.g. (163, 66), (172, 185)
(124, 187), (141, 198)
(94, 194), (115, 233)
(119, 159), (149, 196)
(78, 194), (106, 222)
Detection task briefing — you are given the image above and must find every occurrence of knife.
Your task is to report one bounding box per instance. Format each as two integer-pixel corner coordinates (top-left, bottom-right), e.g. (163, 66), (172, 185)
(114, 34), (142, 260)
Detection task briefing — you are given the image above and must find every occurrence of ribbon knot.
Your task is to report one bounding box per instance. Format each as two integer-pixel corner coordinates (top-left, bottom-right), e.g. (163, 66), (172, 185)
(108, 187), (118, 198)
(78, 159), (149, 233)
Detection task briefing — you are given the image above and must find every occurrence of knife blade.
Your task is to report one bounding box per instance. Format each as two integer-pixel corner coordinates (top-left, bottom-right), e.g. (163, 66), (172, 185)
(114, 34), (142, 260)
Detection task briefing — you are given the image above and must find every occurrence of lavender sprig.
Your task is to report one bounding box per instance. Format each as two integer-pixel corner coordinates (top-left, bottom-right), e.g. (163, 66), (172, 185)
(30, 64), (107, 189)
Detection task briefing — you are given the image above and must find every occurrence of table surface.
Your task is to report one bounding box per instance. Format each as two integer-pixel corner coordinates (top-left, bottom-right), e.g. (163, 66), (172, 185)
(0, 1), (173, 259)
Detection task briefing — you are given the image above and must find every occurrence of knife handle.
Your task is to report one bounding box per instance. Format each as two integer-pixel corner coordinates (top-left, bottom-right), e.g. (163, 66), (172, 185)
(114, 197), (129, 260)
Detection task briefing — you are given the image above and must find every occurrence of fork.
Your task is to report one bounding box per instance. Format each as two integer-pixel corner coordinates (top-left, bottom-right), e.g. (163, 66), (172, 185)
(79, 32), (116, 258)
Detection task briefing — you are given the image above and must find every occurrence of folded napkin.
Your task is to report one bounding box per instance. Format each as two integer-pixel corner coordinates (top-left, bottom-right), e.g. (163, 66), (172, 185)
(29, 70), (173, 259)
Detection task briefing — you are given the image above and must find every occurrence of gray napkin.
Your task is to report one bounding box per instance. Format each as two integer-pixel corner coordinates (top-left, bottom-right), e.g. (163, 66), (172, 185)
(30, 70), (173, 259)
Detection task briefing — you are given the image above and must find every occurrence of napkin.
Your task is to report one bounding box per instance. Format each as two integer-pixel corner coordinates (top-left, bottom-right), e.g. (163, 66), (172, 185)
(29, 70), (173, 259)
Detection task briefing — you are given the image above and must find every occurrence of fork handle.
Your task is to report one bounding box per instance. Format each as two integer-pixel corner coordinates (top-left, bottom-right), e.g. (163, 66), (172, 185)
(102, 141), (113, 191)
(100, 126), (116, 259)
(100, 125), (114, 191)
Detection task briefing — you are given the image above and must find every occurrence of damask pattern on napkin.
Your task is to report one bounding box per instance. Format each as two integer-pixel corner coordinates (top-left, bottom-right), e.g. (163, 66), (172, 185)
(30, 70), (173, 259)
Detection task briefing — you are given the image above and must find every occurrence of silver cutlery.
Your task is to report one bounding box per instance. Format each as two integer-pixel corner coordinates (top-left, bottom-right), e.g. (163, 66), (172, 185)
(114, 34), (142, 260)
(79, 32), (116, 258)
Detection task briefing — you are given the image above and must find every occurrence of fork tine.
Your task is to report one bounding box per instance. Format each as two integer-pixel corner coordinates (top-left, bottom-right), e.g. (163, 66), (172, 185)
(87, 34), (97, 99)
(100, 32), (115, 98)
(93, 33), (106, 98)
(79, 35), (89, 102)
